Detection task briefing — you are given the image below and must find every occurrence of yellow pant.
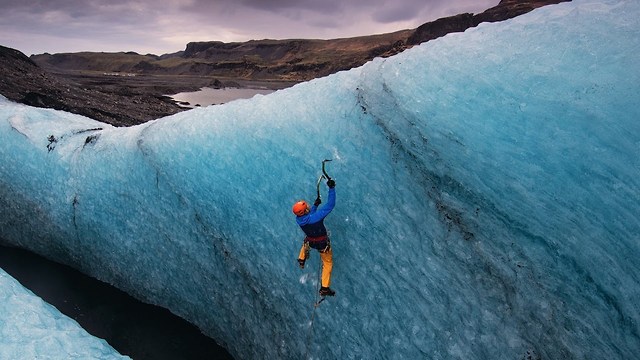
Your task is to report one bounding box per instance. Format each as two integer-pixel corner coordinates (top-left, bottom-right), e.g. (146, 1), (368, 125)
(298, 242), (333, 288)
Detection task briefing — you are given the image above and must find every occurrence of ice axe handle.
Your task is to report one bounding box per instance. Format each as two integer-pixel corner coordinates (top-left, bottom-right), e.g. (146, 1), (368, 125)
(322, 159), (332, 180)
(316, 175), (326, 200)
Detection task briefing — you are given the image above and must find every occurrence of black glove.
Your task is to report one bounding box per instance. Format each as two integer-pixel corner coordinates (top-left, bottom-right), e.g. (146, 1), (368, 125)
(314, 197), (322, 206)
(327, 179), (335, 188)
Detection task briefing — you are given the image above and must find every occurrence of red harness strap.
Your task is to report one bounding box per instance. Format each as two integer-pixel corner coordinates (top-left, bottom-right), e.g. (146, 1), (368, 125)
(305, 235), (328, 242)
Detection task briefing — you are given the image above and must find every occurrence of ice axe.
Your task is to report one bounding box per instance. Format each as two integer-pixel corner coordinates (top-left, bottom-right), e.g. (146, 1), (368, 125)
(315, 159), (333, 203)
(315, 174), (326, 201)
(322, 159), (332, 180)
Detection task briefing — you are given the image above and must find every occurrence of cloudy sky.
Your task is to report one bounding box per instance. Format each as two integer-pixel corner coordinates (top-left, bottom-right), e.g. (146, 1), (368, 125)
(1, 0), (498, 56)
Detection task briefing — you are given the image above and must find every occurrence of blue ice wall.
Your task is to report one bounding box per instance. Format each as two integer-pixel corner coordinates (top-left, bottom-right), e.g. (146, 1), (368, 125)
(1, 0), (639, 359)
(0, 269), (129, 359)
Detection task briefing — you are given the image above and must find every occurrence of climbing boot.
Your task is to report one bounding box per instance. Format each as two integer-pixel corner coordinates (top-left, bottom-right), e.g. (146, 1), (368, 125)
(298, 259), (306, 269)
(319, 287), (335, 296)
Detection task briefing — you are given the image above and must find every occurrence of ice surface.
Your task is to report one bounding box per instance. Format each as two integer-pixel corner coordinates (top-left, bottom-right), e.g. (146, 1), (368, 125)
(0, 268), (129, 359)
(1, 0), (639, 359)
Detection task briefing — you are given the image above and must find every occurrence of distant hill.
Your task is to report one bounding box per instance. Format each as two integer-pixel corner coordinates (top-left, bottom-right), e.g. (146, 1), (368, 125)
(30, 31), (412, 83)
(1, 0), (569, 126)
(31, 0), (569, 83)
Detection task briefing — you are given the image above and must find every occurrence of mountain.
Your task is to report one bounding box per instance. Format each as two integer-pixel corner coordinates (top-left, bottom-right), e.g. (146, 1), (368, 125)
(1, 0), (568, 126)
(29, 32), (410, 83)
(31, 0), (568, 82)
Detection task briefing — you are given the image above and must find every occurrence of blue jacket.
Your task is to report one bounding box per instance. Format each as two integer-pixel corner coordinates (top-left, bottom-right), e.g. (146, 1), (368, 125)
(296, 187), (336, 237)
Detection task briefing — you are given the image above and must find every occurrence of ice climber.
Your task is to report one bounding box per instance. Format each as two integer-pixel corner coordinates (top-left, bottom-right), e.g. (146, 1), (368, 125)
(292, 178), (336, 297)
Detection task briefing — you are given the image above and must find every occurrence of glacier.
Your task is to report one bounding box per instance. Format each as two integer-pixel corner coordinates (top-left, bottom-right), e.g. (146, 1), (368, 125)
(1, 0), (639, 359)
(0, 268), (129, 359)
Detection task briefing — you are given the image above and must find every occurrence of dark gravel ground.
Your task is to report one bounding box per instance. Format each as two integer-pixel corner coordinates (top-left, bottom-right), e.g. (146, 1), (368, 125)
(1, 45), (295, 127)
(1, 45), (184, 126)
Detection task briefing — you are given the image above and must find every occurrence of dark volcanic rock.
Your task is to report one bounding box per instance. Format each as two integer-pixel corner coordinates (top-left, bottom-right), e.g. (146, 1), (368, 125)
(407, 0), (571, 45)
(0, 45), (183, 126)
(407, 13), (477, 46)
(478, 0), (571, 22)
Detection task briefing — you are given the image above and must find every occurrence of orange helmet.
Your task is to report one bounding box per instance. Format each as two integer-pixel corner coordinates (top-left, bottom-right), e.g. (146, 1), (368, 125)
(292, 200), (309, 216)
